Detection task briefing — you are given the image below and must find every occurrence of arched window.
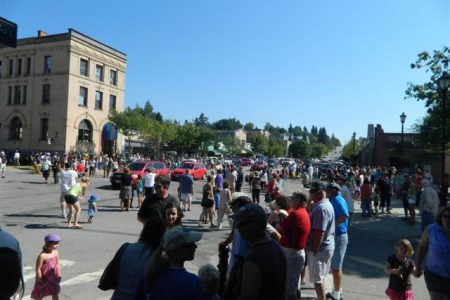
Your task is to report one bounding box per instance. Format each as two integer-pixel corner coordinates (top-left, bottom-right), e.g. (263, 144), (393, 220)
(10, 117), (23, 140)
(78, 119), (92, 142)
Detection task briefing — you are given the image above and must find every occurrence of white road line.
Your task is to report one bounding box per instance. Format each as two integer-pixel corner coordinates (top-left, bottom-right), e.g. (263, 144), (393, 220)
(60, 269), (104, 286)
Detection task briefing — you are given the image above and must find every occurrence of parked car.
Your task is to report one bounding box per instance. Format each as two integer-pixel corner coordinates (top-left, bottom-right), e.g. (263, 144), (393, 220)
(171, 161), (207, 181)
(239, 158), (254, 166)
(252, 161), (267, 171)
(267, 158), (278, 168)
(109, 160), (169, 189)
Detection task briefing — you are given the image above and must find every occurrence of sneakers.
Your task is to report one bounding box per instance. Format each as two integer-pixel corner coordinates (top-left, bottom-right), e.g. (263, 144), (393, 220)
(326, 291), (343, 300)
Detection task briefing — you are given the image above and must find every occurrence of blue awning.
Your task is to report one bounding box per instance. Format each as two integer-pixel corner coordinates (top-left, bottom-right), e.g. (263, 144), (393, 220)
(102, 123), (117, 140)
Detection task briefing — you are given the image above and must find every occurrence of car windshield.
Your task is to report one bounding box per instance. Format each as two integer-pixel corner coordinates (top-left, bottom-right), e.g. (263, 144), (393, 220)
(128, 162), (146, 171)
(149, 162), (165, 169)
(180, 162), (194, 169)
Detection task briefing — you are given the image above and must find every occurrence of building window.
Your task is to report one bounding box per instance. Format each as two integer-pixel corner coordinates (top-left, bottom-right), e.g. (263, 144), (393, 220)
(44, 55), (52, 74)
(109, 95), (116, 111)
(22, 85), (27, 104)
(26, 57), (31, 75)
(10, 117), (23, 140)
(9, 59), (13, 76)
(80, 59), (88, 76)
(8, 86), (12, 104)
(14, 85), (21, 104)
(110, 70), (117, 85)
(79, 87), (88, 106)
(78, 119), (92, 142)
(40, 118), (49, 140)
(95, 91), (103, 109)
(96, 65), (103, 81)
(42, 84), (50, 104)
(17, 58), (22, 75)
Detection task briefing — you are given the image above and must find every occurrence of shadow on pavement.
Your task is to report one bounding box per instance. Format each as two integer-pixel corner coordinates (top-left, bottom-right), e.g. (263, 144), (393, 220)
(344, 202), (421, 279)
(95, 185), (114, 190)
(25, 223), (67, 229)
(5, 213), (59, 218)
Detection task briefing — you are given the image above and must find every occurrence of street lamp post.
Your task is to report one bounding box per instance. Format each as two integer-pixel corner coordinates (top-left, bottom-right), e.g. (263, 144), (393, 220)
(400, 112), (407, 158)
(438, 71), (450, 191)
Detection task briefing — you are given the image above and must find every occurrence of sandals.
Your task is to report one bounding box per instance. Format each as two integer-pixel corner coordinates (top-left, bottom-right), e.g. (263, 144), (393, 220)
(72, 224), (83, 229)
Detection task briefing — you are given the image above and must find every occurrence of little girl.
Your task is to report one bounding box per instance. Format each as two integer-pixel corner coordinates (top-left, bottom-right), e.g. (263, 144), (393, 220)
(217, 181), (232, 230)
(164, 202), (182, 228)
(137, 174), (144, 208)
(87, 194), (98, 223)
(384, 239), (415, 300)
(31, 233), (62, 300)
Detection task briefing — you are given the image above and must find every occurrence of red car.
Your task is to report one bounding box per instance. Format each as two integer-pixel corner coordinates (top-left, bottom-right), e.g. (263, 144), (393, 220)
(239, 158), (253, 167)
(171, 162), (207, 181)
(252, 161), (267, 171)
(110, 160), (169, 189)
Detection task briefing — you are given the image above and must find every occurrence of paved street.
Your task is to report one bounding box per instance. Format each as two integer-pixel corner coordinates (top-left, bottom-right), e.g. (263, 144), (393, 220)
(1, 167), (428, 299)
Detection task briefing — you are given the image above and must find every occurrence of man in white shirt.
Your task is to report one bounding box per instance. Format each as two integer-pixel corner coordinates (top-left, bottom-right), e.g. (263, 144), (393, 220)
(337, 177), (354, 227)
(144, 168), (157, 199)
(0, 151), (7, 178)
(59, 163), (78, 218)
(14, 150), (20, 166)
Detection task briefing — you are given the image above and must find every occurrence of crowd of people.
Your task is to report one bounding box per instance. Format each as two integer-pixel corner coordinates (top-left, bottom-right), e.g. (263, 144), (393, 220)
(0, 154), (449, 300)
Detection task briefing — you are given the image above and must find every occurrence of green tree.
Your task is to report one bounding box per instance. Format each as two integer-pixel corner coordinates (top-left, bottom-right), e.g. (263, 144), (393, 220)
(212, 118), (242, 130)
(341, 133), (365, 161)
(405, 47), (450, 153)
(244, 122), (255, 131)
(267, 134), (285, 157)
(109, 109), (145, 152)
(289, 140), (311, 159)
(317, 127), (330, 145)
(194, 113), (209, 127)
(310, 143), (328, 159)
(330, 134), (341, 147)
(247, 134), (268, 155)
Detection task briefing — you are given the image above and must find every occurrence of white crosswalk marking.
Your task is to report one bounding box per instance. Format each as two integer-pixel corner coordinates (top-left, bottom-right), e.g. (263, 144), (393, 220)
(60, 269), (104, 286)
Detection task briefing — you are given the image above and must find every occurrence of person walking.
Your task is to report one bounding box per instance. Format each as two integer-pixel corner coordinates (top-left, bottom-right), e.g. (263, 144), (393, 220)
(306, 181), (335, 300)
(179, 169), (194, 211)
(58, 163), (78, 218)
(419, 179), (440, 232)
(384, 239), (416, 300)
(87, 194), (98, 223)
(275, 191), (311, 300)
(14, 149), (20, 166)
(143, 168), (157, 199)
(251, 171), (261, 204)
(377, 173), (392, 214)
(138, 176), (179, 223)
(199, 175), (217, 228)
(325, 183), (349, 300)
(0, 150), (7, 179)
(119, 168), (133, 212)
(31, 233), (62, 300)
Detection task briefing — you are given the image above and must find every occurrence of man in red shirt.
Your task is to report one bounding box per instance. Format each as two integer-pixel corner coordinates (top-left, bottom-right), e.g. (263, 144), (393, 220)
(276, 191), (311, 300)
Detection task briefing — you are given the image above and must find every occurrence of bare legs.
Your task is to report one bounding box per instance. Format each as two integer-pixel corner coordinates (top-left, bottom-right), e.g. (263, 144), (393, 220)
(67, 202), (81, 228)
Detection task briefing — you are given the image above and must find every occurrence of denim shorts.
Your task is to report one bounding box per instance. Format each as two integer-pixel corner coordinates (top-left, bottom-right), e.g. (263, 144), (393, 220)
(282, 247), (305, 296)
(307, 249), (333, 283)
(331, 233), (348, 270)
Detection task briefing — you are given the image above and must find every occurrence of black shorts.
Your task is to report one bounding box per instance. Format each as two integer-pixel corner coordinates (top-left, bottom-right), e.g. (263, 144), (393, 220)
(424, 270), (450, 296)
(64, 195), (78, 205)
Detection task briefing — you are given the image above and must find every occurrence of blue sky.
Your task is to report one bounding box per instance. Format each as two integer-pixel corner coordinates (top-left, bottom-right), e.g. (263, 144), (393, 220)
(3, 0), (449, 143)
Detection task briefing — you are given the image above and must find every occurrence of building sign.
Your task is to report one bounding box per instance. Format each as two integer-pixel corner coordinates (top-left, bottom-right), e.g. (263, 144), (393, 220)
(0, 17), (17, 48)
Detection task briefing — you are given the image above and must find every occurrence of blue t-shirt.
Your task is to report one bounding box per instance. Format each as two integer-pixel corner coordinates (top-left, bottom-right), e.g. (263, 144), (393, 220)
(179, 174), (194, 194)
(425, 224), (450, 278)
(134, 268), (205, 300)
(330, 194), (349, 235)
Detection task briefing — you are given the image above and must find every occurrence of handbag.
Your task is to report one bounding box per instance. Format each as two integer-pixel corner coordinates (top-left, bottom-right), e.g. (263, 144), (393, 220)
(98, 242), (129, 291)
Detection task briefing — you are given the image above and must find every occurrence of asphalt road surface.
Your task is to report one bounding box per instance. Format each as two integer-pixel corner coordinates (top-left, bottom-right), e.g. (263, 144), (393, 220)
(0, 167), (428, 299)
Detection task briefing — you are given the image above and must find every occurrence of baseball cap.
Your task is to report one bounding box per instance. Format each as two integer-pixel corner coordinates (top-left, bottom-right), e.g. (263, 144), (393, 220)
(44, 233), (62, 243)
(161, 227), (202, 251)
(326, 182), (341, 191)
(231, 203), (267, 223)
(89, 195), (98, 201)
(309, 181), (325, 193)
